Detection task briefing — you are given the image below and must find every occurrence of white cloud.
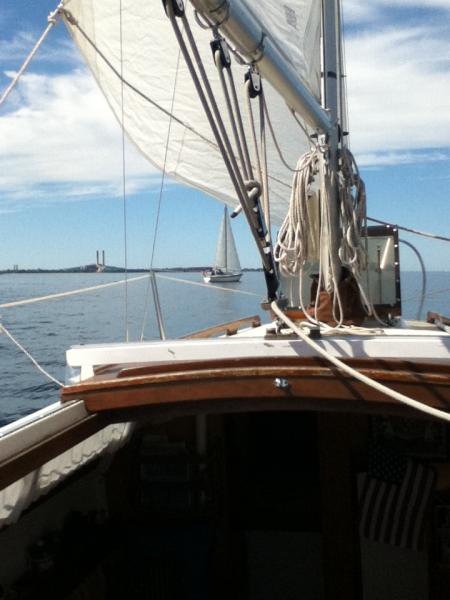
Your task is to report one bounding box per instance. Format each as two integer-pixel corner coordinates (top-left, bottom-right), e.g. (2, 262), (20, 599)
(357, 151), (449, 168)
(345, 23), (450, 163)
(382, 0), (450, 8)
(342, 1), (378, 23)
(343, 0), (450, 23)
(2, 3), (450, 202)
(0, 69), (158, 209)
(0, 32), (77, 65)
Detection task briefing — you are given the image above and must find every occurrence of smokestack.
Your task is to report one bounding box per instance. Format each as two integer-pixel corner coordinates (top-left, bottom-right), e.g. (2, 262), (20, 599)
(102, 250), (105, 266)
(96, 250), (99, 265)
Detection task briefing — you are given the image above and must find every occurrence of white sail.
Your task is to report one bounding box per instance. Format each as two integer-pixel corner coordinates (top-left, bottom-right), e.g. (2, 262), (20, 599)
(231, 0), (322, 100)
(214, 208), (241, 274)
(61, 0), (321, 227)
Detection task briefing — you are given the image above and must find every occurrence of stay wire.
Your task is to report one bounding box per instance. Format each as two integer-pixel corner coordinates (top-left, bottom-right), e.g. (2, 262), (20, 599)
(168, 6), (277, 285)
(119, 0), (129, 342)
(140, 48), (182, 342)
(368, 217), (450, 243)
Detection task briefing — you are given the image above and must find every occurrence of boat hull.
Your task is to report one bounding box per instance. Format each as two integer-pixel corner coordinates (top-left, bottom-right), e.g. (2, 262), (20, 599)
(203, 271), (242, 283)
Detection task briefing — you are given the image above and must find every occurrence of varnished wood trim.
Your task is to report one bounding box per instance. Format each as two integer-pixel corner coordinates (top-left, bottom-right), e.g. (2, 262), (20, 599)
(61, 357), (450, 418)
(181, 315), (261, 339)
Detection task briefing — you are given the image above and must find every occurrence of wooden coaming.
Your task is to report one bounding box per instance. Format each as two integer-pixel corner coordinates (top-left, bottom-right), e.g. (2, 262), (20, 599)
(61, 356), (450, 419)
(181, 315), (261, 339)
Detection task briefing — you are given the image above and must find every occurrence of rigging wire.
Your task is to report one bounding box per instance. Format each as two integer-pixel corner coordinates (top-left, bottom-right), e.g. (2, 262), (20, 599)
(139, 49), (182, 342)
(0, 275), (149, 309)
(214, 48), (249, 182)
(166, 5), (278, 300)
(61, 10), (215, 149)
(368, 217), (450, 243)
(156, 273), (259, 296)
(271, 301), (450, 424)
(119, 0), (129, 342)
(0, 273), (257, 313)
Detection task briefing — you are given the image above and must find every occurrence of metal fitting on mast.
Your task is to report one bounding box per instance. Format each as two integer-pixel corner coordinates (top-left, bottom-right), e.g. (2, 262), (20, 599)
(245, 67), (261, 98)
(210, 37), (231, 68)
(162, 0), (185, 18)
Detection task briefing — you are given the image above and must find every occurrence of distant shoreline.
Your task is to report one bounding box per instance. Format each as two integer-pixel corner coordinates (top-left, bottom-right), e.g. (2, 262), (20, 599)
(0, 267), (263, 274)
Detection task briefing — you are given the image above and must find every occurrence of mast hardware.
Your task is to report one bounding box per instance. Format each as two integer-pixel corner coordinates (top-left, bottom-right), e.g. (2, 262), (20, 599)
(210, 38), (231, 68)
(162, 0), (185, 18)
(245, 67), (261, 98)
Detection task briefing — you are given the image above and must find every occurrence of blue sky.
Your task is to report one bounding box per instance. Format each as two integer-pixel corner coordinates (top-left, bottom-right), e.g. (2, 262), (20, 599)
(0, 0), (449, 271)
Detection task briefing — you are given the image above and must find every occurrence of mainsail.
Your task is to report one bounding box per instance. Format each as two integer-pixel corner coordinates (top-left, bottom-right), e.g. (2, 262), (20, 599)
(61, 0), (322, 226)
(214, 207), (241, 274)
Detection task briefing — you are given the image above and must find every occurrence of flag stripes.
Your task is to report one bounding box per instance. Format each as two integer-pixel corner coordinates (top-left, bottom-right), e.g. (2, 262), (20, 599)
(358, 459), (435, 551)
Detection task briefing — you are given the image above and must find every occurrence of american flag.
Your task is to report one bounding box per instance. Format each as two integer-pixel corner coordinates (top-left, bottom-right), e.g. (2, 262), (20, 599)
(358, 444), (436, 551)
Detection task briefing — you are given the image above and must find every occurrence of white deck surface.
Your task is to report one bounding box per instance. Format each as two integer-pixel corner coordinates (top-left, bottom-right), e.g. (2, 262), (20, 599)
(66, 322), (450, 383)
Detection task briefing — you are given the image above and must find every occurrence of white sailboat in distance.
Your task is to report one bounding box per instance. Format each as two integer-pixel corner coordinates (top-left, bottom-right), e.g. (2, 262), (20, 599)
(203, 206), (242, 283)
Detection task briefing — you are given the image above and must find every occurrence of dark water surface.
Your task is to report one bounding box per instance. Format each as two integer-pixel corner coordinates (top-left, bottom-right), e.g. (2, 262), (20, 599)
(0, 271), (449, 425)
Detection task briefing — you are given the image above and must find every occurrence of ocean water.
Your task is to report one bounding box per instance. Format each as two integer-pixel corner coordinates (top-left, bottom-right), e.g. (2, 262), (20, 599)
(0, 270), (449, 425)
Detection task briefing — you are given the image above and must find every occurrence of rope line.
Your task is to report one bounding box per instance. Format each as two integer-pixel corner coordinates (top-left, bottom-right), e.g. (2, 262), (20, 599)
(0, 4), (62, 109)
(0, 323), (64, 388)
(271, 301), (450, 423)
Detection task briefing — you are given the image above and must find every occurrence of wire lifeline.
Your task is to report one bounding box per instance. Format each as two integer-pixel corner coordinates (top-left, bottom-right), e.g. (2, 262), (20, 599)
(0, 275), (149, 309)
(0, 273), (257, 312)
(0, 323), (64, 388)
(271, 301), (450, 423)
